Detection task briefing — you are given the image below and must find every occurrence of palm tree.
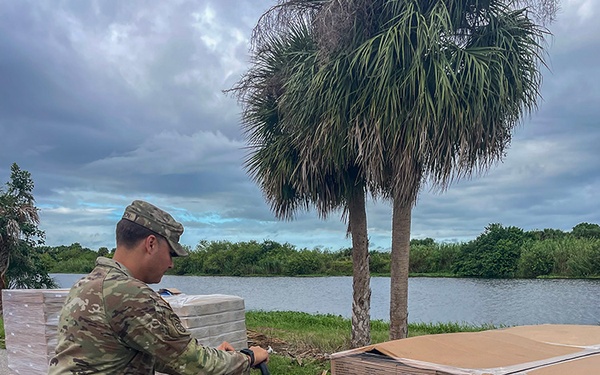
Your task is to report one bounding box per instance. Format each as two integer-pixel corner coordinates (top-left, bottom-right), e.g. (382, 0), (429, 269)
(233, 0), (554, 345)
(229, 3), (373, 347)
(293, 0), (553, 339)
(263, 0), (555, 340)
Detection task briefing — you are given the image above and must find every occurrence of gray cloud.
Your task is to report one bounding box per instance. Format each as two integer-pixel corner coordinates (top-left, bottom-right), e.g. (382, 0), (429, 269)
(1, 0), (598, 251)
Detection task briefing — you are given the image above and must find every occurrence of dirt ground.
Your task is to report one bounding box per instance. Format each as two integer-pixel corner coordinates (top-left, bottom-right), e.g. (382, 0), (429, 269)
(247, 329), (330, 364)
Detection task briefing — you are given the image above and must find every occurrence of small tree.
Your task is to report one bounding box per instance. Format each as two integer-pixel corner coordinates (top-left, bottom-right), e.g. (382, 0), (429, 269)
(6, 241), (56, 289)
(0, 163), (56, 311)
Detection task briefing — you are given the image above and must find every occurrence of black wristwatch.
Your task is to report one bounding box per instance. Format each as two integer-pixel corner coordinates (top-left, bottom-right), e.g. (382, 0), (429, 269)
(240, 348), (255, 367)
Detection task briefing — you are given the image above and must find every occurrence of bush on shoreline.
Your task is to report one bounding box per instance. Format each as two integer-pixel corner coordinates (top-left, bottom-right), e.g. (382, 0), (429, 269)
(39, 223), (600, 279)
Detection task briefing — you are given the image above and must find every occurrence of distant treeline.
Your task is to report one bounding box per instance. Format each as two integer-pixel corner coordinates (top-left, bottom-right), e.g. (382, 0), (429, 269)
(40, 223), (600, 279)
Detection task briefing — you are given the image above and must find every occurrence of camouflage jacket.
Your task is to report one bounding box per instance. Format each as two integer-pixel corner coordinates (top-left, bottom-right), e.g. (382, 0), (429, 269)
(48, 257), (251, 375)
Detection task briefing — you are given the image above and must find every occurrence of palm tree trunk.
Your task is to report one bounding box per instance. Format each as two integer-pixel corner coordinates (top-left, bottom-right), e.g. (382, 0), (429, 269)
(390, 199), (412, 340)
(348, 187), (371, 348)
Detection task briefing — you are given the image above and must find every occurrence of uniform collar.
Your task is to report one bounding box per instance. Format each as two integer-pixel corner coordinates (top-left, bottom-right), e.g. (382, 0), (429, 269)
(96, 256), (135, 278)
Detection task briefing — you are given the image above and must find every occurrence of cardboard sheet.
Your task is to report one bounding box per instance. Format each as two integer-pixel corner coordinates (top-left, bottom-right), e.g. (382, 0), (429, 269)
(330, 325), (600, 375)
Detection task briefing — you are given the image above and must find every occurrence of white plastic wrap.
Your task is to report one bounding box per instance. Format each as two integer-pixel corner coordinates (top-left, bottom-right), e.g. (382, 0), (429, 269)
(163, 294), (248, 349)
(2, 289), (248, 374)
(2, 289), (70, 375)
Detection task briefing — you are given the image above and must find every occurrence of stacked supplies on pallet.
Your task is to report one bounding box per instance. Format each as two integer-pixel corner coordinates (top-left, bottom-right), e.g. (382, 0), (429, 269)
(163, 293), (248, 350)
(2, 289), (71, 375)
(2, 289), (248, 375)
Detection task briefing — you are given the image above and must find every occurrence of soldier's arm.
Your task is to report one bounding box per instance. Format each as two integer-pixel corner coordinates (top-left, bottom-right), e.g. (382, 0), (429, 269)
(108, 285), (251, 375)
(155, 339), (251, 375)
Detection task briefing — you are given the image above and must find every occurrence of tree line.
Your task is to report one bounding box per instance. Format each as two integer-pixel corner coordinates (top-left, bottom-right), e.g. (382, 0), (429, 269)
(40, 222), (600, 279)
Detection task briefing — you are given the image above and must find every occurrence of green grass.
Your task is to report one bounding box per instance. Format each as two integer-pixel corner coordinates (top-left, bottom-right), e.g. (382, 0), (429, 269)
(408, 321), (501, 336)
(0, 316), (4, 349)
(262, 355), (326, 375)
(245, 311), (495, 374)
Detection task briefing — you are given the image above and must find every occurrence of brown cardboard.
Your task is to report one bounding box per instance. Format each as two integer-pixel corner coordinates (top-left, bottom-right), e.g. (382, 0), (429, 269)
(527, 354), (600, 374)
(330, 325), (600, 375)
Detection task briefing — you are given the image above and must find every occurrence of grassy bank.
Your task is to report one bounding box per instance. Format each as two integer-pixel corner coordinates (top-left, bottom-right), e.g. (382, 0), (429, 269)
(0, 312), (494, 374)
(245, 311), (495, 374)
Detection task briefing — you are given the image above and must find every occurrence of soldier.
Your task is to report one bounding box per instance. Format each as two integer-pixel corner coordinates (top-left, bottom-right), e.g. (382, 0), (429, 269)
(48, 200), (268, 374)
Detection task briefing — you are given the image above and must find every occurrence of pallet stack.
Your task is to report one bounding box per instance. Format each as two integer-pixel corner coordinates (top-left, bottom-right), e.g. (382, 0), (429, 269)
(2, 289), (248, 374)
(164, 293), (248, 350)
(2, 289), (70, 374)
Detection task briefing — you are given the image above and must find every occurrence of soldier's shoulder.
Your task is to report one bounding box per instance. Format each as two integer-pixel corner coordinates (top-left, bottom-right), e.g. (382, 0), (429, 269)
(102, 277), (174, 332)
(103, 271), (160, 304)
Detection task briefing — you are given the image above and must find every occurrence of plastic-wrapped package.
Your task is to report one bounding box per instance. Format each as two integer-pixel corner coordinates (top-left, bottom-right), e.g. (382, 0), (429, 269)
(2, 289), (247, 374)
(163, 294), (248, 350)
(2, 289), (70, 374)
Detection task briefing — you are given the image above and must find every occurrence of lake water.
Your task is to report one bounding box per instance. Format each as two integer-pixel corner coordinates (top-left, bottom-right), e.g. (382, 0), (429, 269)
(52, 274), (600, 326)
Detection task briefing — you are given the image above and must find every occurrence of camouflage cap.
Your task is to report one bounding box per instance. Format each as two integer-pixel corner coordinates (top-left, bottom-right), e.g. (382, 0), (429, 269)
(122, 200), (188, 257)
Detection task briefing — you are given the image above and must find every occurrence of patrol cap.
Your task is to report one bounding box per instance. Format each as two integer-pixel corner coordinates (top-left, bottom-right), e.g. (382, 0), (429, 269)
(122, 200), (189, 257)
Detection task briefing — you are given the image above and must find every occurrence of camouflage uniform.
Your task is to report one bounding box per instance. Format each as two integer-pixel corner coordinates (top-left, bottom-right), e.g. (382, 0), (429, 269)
(48, 257), (251, 374)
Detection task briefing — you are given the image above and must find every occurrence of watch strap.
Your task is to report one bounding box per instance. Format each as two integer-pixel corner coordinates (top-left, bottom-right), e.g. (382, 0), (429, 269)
(240, 348), (255, 367)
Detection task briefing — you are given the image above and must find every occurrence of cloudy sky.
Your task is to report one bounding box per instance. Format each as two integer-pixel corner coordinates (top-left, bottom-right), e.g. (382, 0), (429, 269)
(1, 0), (598, 252)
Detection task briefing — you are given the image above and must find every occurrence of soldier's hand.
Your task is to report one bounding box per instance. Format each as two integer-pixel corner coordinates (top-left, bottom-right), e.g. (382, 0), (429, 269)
(216, 341), (235, 351)
(249, 346), (269, 367)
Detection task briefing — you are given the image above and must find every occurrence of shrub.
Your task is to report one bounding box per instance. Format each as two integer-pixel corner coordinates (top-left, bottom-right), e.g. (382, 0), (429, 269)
(454, 224), (525, 278)
(517, 242), (554, 278)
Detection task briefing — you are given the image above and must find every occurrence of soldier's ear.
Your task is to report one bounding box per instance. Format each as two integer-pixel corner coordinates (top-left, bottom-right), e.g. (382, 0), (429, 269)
(144, 234), (158, 254)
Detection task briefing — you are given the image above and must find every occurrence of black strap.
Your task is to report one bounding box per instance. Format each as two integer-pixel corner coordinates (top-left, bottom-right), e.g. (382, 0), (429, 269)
(240, 348), (255, 367)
